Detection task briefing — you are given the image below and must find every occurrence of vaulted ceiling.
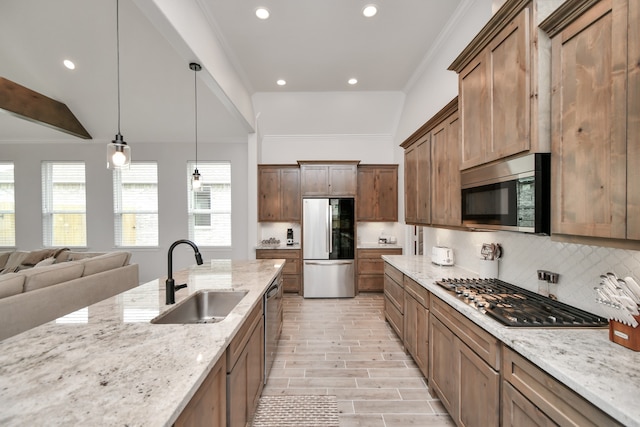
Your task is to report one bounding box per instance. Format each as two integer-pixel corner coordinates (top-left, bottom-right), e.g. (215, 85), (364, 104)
(0, 0), (465, 145)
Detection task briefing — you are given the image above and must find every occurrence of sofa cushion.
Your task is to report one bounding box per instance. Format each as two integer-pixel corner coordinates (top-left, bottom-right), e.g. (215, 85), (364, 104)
(1, 251), (28, 274)
(35, 257), (56, 268)
(22, 262), (85, 292)
(0, 273), (24, 298)
(81, 252), (129, 276)
(0, 251), (12, 270)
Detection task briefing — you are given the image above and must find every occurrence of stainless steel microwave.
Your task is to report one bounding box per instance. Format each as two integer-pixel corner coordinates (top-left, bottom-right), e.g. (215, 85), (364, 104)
(461, 153), (551, 234)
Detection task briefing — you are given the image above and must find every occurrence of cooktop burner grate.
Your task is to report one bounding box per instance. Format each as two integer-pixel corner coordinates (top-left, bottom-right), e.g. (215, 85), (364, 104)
(436, 278), (608, 327)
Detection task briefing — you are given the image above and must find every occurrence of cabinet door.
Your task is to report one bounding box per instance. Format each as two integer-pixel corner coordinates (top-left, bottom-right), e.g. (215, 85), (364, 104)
(404, 145), (418, 224)
(175, 356), (226, 427)
(404, 293), (428, 378)
(280, 168), (301, 221)
(301, 165), (329, 196)
(376, 167), (398, 221)
(502, 382), (557, 427)
(403, 293), (417, 357)
(486, 7), (530, 162)
(551, 0), (628, 238)
(627, 0), (640, 240)
(431, 111), (461, 226)
(459, 55), (490, 169)
(356, 167), (377, 220)
(416, 135), (431, 224)
(258, 167), (281, 221)
(457, 338), (500, 427)
(329, 164), (357, 196)
(429, 315), (456, 416)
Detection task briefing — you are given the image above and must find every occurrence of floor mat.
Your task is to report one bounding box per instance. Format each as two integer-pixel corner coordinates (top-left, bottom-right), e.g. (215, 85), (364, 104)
(251, 395), (339, 427)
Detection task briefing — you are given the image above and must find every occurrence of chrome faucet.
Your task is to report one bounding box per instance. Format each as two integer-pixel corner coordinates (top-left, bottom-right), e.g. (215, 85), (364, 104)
(166, 239), (204, 304)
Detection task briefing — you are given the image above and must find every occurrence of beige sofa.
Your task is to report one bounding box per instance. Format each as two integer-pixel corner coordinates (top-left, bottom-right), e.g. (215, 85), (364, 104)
(0, 249), (139, 341)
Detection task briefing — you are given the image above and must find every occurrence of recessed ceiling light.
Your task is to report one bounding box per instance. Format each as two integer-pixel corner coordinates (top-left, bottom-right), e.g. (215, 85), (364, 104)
(276, 79), (286, 86)
(63, 59), (75, 70)
(255, 7), (270, 19)
(362, 4), (378, 18)
(348, 78), (358, 85)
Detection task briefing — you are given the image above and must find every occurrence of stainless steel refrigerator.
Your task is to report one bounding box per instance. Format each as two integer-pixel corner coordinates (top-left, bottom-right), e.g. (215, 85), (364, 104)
(303, 198), (355, 298)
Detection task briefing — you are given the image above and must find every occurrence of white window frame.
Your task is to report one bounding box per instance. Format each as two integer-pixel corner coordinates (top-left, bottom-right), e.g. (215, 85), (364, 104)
(0, 162), (16, 247)
(187, 161), (232, 247)
(41, 161), (87, 248)
(113, 162), (159, 247)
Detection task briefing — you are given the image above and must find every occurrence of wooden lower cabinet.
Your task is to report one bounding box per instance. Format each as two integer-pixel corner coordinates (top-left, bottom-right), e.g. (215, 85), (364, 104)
(357, 248), (402, 292)
(502, 346), (622, 427)
(403, 277), (429, 377)
(429, 296), (500, 427)
(256, 249), (301, 294)
(227, 302), (264, 427)
(175, 356), (227, 427)
(383, 263), (404, 340)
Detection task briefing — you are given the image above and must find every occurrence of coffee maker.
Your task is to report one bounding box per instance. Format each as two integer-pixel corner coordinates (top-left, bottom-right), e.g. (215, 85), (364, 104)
(286, 228), (294, 246)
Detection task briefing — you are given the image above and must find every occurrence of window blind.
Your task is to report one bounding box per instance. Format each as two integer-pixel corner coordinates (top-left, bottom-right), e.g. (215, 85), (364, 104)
(0, 163), (15, 247)
(187, 162), (231, 247)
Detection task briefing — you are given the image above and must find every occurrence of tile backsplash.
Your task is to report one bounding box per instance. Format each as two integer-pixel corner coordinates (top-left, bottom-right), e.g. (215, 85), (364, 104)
(422, 227), (640, 316)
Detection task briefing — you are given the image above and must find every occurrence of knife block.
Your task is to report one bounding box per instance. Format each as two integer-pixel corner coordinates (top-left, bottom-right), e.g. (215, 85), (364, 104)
(609, 316), (640, 351)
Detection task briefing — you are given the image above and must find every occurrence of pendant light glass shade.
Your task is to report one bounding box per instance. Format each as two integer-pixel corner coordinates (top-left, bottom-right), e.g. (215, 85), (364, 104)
(107, 0), (131, 170)
(190, 62), (202, 190)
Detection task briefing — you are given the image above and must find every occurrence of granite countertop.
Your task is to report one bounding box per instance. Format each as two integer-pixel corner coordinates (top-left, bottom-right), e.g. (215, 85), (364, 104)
(357, 242), (403, 249)
(0, 259), (284, 427)
(382, 255), (640, 427)
(256, 243), (301, 250)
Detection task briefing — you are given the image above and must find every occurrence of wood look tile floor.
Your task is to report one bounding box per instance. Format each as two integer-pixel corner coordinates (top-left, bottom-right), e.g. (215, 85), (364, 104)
(262, 293), (455, 427)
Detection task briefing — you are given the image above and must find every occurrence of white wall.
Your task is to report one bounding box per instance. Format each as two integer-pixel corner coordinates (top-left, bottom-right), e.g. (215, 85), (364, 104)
(1, 141), (249, 283)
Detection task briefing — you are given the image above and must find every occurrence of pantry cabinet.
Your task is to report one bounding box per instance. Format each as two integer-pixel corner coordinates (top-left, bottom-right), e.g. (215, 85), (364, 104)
(356, 165), (398, 222)
(429, 296), (500, 427)
(175, 355), (226, 427)
(449, 0), (562, 170)
(227, 301), (264, 427)
(298, 161), (359, 197)
(541, 0), (640, 241)
(258, 165), (300, 222)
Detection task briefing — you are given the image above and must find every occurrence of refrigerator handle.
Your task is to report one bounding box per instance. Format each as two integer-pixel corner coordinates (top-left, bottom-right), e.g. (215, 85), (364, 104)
(328, 203), (333, 253)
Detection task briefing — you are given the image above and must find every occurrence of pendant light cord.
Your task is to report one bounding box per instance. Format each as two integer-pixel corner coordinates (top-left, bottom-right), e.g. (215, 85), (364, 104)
(116, 0), (122, 135)
(194, 67), (198, 169)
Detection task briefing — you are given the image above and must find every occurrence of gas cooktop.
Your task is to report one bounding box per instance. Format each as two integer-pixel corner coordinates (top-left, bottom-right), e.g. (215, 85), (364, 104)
(436, 278), (608, 328)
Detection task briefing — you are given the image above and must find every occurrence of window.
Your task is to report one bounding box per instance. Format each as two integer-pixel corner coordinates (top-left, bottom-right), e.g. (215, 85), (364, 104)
(0, 163), (15, 247)
(42, 162), (86, 247)
(113, 162), (158, 247)
(187, 162), (231, 246)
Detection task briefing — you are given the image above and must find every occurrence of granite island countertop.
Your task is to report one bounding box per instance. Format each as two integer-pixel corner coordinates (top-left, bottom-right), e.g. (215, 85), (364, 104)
(0, 259), (284, 426)
(382, 255), (640, 427)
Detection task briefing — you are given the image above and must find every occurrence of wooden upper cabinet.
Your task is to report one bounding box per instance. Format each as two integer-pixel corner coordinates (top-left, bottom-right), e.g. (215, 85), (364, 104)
(450, 0), (561, 170)
(430, 100), (461, 227)
(258, 165), (300, 222)
(356, 165), (398, 222)
(402, 134), (431, 226)
(299, 161), (359, 196)
(541, 0), (637, 240)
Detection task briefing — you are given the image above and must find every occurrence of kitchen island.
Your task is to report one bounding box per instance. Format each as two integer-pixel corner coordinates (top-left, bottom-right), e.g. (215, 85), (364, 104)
(382, 255), (640, 427)
(0, 259), (283, 426)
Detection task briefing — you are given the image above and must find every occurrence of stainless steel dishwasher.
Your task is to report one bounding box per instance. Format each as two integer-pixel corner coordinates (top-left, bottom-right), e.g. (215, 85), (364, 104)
(263, 274), (282, 384)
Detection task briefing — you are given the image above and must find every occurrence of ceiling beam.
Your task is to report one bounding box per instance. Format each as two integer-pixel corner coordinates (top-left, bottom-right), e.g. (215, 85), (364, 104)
(0, 77), (91, 139)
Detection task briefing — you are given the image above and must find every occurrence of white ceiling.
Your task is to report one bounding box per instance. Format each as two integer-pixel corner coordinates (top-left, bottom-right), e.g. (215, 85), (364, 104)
(0, 0), (464, 145)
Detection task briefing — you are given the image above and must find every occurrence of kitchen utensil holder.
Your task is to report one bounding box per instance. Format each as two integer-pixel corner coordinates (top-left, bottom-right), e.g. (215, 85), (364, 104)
(609, 316), (640, 351)
(479, 259), (499, 278)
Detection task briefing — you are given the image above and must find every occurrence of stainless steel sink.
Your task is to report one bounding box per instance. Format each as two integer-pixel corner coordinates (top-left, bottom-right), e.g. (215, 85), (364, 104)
(151, 290), (248, 324)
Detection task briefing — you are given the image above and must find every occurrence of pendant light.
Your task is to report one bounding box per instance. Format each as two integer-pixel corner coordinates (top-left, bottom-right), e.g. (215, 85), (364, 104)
(107, 0), (131, 169)
(190, 62), (202, 190)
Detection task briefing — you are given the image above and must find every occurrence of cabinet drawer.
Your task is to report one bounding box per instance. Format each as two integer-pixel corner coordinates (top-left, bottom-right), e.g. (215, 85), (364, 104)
(282, 259), (300, 275)
(503, 347), (622, 427)
(227, 301), (263, 372)
(282, 275), (300, 293)
(384, 273), (404, 313)
(385, 295), (403, 340)
(431, 296), (500, 370)
(357, 275), (383, 292)
(358, 258), (383, 274)
(384, 262), (403, 285)
(404, 276), (429, 308)
(256, 249), (300, 259)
